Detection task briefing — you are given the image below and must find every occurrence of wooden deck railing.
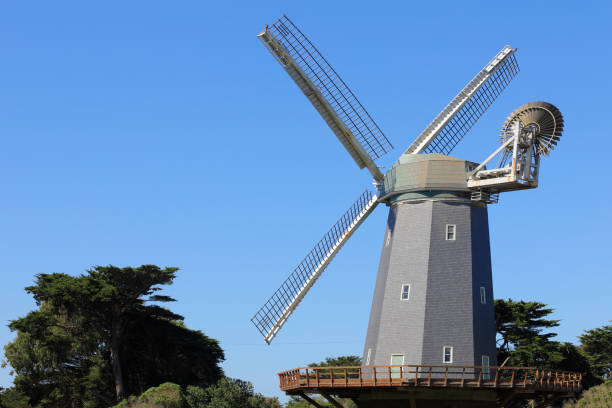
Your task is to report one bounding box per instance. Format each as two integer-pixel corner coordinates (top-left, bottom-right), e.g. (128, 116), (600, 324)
(278, 365), (582, 393)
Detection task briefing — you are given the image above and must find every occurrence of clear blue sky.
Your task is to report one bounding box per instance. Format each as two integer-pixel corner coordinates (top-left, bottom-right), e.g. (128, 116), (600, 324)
(1, 1), (610, 402)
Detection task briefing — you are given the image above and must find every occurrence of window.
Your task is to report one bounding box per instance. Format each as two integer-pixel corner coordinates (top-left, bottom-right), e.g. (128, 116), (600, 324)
(400, 284), (411, 301)
(443, 346), (453, 364)
(365, 348), (371, 366)
(480, 287), (486, 304)
(385, 230), (391, 247)
(390, 354), (404, 379)
(482, 355), (490, 380)
(446, 224), (456, 241)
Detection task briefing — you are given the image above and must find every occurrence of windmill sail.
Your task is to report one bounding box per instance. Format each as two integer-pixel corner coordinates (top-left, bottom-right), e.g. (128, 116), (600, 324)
(251, 190), (378, 344)
(258, 15), (392, 181)
(405, 45), (519, 155)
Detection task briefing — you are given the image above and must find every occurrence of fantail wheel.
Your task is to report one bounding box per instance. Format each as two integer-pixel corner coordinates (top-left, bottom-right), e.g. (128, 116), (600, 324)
(500, 101), (564, 156)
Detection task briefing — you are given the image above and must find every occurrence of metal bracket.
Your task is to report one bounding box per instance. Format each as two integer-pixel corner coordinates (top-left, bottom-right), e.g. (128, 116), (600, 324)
(468, 121), (541, 201)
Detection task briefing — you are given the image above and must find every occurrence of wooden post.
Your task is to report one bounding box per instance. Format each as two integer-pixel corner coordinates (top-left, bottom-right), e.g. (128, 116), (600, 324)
(409, 391), (417, 408)
(461, 367), (466, 387)
(306, 368), (310, 387)
(510, 369), (515, 387)
(315, 368), (320, 387)
(444, 366), (448, 386)
(414, 365), (419, 386)
(344, 368), (348, 387)
(427, 366), (432, 386)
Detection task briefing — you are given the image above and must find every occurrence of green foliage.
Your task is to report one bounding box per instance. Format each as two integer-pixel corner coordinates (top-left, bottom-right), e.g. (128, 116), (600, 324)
(4, 306), (114, 407)
(4, 265), (224, 407)
(121, 317), (224, 394)
(308, 355), (362, 367)
(111, 383), (183, 408)
(106, 379), (281, 408)
(494, 299), (608, 390)
(580, 324), (612, 380)
(0, 387), (31, 408)
(552, 342), (602, 389)
(495, 298), (563, 367)
(184, 378), (281, 408)
(562, 380), (612, 407)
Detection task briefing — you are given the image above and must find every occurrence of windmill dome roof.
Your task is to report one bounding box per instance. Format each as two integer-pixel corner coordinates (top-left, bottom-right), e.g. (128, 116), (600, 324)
(396, 153), (464, 165)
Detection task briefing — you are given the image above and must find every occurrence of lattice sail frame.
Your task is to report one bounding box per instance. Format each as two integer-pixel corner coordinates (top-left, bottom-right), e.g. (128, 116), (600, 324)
(406, 46), (519, 156)
(251, 190), (378, 344)
(258, 15), (392, 181)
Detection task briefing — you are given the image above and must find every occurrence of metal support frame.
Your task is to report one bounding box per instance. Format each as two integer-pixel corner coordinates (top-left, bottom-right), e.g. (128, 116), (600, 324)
(468, 121), (541, 199)
(298, 392), (325, 408)
(322, 394), (345, 408)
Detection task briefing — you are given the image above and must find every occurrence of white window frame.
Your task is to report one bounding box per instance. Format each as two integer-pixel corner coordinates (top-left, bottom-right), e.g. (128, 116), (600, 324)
(446, 224), (456, 241)
(482, 355), (490, 380)
(443, 346), (453, 364)
(480, 287), (486, 304)
(365, 348), (371, 366)
(385, 230), (391, 246)
(400, 284), (411, 301)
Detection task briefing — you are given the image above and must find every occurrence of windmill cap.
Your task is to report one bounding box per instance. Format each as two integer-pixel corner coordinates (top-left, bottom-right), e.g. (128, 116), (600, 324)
(379, 154), (479, 204)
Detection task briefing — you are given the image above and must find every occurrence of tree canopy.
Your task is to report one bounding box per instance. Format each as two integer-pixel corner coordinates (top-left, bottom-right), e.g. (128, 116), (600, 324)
(184, 378), (282, 408)
(495, 298), (562, 367)
(308, 355), (362, 368)
(494, 299), (605, 388)
(4, 265), (224, 407)
(580, 324), (612, 380)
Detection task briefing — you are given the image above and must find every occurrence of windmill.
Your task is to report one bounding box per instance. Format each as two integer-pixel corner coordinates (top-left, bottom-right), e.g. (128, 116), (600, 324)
(251, 15), (564, 371)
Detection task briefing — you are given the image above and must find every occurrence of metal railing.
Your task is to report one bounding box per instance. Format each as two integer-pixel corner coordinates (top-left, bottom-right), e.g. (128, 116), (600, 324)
(278, 365), (582, 392)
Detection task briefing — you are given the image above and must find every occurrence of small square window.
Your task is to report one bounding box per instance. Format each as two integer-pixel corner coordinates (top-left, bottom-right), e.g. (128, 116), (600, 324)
(443, 346), (453, 364)
(400, 284), (410, 301)
(480, 287), (486, 304)
(446, 224), (456, 241)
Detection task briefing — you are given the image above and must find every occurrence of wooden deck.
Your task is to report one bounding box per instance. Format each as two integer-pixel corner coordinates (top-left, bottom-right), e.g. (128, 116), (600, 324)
(279, 364), (582, 393)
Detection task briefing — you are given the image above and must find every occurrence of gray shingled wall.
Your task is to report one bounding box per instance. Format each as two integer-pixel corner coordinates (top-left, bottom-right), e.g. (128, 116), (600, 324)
(362, 199), (496, 370)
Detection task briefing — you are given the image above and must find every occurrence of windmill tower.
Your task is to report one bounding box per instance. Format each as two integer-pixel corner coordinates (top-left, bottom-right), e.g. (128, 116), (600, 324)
(251, 16), (564, 372)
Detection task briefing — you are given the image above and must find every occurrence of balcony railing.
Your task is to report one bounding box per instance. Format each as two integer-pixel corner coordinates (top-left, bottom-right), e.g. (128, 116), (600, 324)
(278, 365), (582, 393)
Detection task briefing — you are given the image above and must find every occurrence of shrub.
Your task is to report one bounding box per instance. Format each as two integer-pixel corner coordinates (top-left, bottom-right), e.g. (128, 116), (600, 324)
(563, 381), (612, 407)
